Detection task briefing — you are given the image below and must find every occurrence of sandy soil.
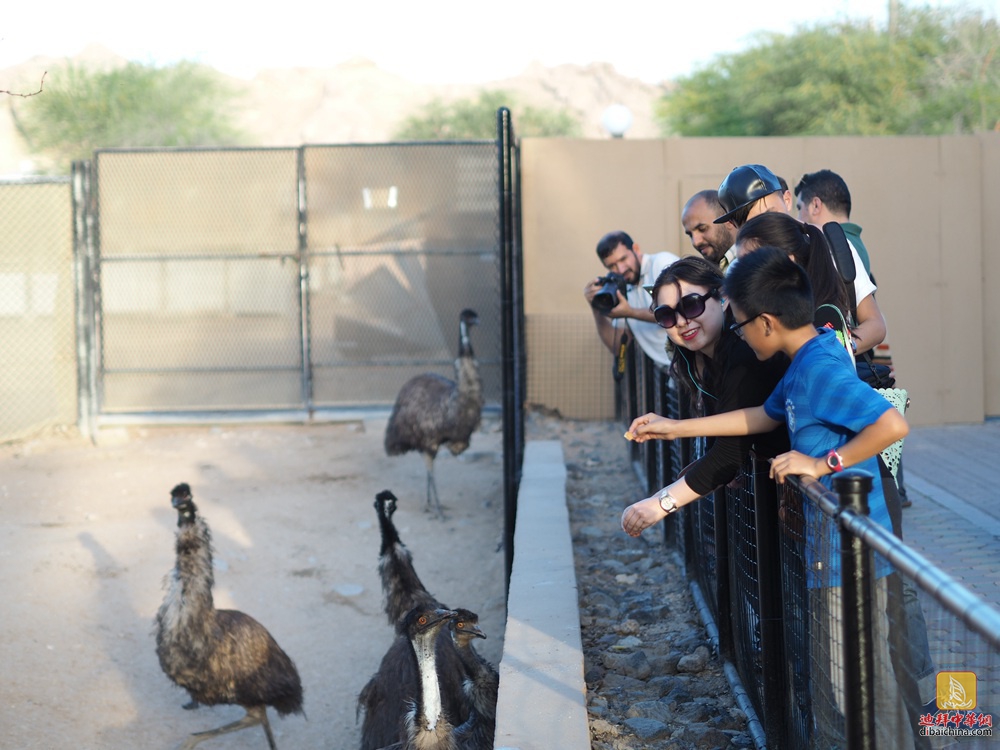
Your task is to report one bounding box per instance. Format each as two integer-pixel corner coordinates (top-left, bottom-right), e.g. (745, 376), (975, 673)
(0, 417), (507, 750)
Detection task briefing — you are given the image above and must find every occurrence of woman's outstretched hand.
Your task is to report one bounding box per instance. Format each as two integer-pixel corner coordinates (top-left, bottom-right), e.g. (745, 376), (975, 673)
(621, 496), (666, 537)
(625, 413), (683, 443)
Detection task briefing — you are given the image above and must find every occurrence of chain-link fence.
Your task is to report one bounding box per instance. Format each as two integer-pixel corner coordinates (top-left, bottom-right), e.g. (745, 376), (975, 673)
(0, 177), (77, 442)
(0, 141), (511, 444)
(81, 143), (502, 422)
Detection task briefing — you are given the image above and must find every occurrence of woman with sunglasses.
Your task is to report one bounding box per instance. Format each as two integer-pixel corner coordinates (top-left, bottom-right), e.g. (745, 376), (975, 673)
(621, 255), (788, 537)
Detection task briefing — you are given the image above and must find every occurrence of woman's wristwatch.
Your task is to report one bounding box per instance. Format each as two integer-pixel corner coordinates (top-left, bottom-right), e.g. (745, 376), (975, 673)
(825, 448), (845, 473)
(657, 487), (679, 514)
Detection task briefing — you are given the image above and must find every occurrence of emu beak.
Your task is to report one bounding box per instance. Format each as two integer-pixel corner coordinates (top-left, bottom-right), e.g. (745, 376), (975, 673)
(429, 609), (459, 627)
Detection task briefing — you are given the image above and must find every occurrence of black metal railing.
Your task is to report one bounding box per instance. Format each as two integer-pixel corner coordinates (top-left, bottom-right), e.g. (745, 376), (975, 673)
(620, 345), (1000, 749)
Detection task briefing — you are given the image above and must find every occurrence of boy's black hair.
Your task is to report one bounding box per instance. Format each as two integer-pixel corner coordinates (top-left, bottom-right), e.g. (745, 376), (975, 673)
(723, 246), (815, 328)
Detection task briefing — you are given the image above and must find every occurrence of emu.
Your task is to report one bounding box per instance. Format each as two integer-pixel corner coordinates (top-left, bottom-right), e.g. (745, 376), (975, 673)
(359, 491), (497, 750)
(384, 308), (483, 518)
(374, 607), (490, 750)
(374, 489), (442, 630)
(357, 608), (490, 750)
(155, 483), (303, 749)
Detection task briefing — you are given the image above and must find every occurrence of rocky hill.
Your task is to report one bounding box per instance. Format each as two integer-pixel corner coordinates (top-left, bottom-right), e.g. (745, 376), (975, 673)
(0, 44), (669, 175)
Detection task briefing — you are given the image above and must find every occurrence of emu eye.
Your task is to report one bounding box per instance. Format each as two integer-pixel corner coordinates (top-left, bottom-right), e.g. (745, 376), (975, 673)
(418, 615), (428, 625)
(456, 622), (465, 629)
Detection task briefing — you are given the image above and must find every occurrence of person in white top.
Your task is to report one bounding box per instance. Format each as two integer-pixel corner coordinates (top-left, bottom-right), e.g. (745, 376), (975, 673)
(582, 230), (679, 369)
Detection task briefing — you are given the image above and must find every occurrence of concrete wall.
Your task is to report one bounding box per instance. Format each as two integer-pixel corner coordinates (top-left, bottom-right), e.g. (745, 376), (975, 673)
(521, 134), (1000, 426)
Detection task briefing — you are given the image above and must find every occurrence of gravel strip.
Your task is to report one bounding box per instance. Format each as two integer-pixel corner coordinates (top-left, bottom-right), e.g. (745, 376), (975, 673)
(528, 411), (755, 750)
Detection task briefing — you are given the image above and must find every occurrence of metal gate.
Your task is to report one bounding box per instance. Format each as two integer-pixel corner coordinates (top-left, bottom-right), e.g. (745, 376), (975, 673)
(74, 142), (505, 427)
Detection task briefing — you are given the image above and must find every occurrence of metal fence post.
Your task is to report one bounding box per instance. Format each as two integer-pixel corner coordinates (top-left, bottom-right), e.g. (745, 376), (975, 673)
(835, 469), (877, 750)
(753, 461), (788, 748)
(72, 160), (98, 442)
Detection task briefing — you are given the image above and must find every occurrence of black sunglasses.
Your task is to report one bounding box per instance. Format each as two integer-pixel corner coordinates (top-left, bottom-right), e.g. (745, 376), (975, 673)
(652, 288), (719, 329)
(729, 312), (764, 338)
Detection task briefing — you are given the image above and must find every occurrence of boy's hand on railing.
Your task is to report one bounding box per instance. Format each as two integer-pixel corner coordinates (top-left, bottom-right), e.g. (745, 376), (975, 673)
(621, 496), (666, 537)
(769, 450), (826, 484)
(625, 413), (681, 442)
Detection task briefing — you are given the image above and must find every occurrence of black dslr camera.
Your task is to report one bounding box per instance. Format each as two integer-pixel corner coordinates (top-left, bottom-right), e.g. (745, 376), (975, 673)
(590, 272), (628, 315)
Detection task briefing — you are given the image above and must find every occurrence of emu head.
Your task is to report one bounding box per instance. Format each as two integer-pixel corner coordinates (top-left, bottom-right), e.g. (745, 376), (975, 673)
(374, 489), (398, 519)
(170, 483), (197, 527)
(458, 309), (479, 356)
(403, 607), (459, 638)
(451, 607), (487, 645)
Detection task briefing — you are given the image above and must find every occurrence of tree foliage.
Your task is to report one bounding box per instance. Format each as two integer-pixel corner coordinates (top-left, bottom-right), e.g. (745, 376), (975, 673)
(393, 89), (582, 140)
(657, 6), (1000, 136)
(13, 61), (244, 172)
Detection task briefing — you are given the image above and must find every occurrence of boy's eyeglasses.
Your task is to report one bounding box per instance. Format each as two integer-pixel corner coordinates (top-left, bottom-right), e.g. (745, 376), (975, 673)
(729, 312), (764, 338)
(652, 289), (719, 329)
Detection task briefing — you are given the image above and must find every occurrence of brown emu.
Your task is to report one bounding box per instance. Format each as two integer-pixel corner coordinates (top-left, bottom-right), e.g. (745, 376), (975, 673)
(384, 308), (483, 518)
(155, 483), (303, 749)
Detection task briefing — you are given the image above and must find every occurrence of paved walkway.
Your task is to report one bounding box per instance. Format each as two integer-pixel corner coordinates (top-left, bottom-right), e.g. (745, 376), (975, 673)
(896, 418), (1000, 608)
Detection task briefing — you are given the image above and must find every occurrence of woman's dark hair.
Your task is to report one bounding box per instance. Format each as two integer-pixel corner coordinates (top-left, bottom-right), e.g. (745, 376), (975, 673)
(735, 212), (849, 321)
(650, 255), (731, 411)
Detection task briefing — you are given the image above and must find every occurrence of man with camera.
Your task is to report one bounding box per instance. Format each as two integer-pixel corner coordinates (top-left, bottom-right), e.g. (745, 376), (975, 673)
(583, 230), (678, 368)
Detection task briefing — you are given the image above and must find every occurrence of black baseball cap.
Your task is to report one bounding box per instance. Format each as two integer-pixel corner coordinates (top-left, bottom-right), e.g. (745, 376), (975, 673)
(714, 164), (783, 224)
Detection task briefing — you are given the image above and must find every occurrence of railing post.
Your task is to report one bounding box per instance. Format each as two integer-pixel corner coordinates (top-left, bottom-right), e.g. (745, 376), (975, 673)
(836, 469), (877, 750)
(753, 458), (788, 748)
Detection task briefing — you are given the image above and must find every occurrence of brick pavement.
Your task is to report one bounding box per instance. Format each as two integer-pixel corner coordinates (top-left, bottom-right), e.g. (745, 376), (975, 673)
(896, 419), (1000, 608)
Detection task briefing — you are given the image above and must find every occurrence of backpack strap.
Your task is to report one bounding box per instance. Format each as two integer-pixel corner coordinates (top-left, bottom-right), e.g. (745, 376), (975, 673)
(822, 221), (858, 324)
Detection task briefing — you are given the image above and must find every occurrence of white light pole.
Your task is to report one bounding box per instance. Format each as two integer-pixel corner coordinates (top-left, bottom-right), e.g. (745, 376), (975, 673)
(601, 104), (634, 139)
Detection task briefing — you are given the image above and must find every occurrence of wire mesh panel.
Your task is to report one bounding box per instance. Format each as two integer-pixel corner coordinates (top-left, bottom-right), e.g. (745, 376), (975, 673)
(0, 178), (76, 440)
(914, 591), (999, 747)
(88, 144), (502, 416)
(302, 143), (501, 407)
(94, 149), (303, 412)
(727, 463), (763, 718)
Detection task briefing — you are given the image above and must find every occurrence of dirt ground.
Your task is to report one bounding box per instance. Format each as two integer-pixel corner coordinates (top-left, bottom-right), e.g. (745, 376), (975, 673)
(0, 416), (507, 750)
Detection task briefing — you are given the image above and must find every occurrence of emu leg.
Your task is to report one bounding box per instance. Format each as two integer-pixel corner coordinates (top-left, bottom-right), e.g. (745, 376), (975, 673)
(425, 459), (444, 519)
(178, 705), (274, 750)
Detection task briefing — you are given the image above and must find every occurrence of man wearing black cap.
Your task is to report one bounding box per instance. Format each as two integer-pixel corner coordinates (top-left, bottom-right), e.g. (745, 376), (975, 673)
(715, 163), (794, 230)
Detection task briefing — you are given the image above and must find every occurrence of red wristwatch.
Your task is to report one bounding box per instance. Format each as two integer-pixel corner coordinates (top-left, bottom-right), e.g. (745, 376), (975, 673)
(825, 449), (845, 473)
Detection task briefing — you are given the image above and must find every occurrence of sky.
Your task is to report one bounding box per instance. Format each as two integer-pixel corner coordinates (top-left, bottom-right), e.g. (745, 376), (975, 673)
(2, 0), (998, 85)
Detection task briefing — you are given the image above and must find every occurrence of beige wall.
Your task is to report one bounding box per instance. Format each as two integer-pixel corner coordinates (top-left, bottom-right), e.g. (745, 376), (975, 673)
(521, 134), (1000, 426)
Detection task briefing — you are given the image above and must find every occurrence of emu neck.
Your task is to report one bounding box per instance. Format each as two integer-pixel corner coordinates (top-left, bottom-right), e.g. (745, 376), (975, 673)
(413, 627), (445, 731)
(173, 518), (215, 614)
(455, 355), (481, 403)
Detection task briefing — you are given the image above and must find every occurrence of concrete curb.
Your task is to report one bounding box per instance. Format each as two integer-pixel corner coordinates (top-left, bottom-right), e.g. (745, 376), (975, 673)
(494, 439), (590, 750)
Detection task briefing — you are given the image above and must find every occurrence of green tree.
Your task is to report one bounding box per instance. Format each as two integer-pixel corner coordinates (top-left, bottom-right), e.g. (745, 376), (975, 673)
(12, 61), (244, 172)
(657, 6), (1000, 136)
(393, 89), (581, 140)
